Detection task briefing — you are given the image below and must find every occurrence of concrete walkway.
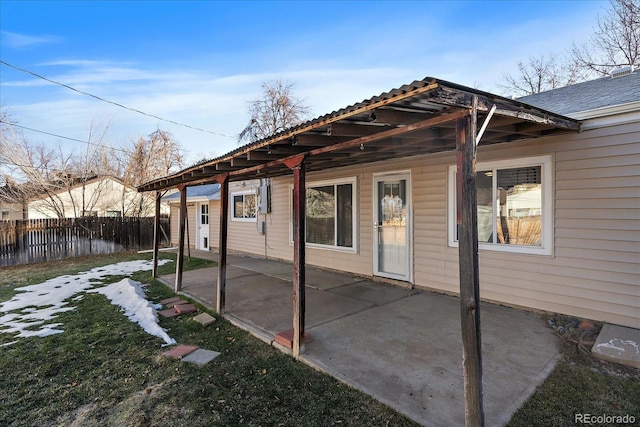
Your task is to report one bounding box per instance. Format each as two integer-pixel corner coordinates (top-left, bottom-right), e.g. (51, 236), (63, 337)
(160, 250), (560, 427)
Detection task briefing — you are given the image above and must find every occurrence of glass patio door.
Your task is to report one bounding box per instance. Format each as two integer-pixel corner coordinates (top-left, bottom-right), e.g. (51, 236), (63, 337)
(374, 173), (411, 281)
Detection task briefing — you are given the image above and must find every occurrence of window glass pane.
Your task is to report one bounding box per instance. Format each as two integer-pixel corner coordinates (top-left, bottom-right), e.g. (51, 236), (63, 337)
(245, 194), (256, 218)
(497, 166), (542, 246)
(306, 186), (335, 245)
(336, 184), (353, 247)
(201, 204), (209, 224)
(476, 171), (494, 243)
(233, 195), (243, 218)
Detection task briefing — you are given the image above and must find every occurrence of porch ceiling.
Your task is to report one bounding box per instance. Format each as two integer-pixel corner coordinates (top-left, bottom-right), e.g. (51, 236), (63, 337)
(138, 77), (580, 192)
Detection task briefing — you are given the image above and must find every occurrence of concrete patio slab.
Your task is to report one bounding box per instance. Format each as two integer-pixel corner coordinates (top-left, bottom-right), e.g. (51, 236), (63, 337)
(304, 268), (361, 290)
(330, 279), (416, 306)
(158, 251), (560, 427)
(303, 293), (559, 427)
(592, 323), (640, 368)
(228, 256), (292, 277)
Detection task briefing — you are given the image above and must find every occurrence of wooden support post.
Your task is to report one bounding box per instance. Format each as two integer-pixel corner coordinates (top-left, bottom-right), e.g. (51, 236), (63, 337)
(285, 154), (306, 358)
(216, 174), (229, 314)
(456, 96), (484, 426)
(175, 184), (187, 293)
(152, 191), (161, 278)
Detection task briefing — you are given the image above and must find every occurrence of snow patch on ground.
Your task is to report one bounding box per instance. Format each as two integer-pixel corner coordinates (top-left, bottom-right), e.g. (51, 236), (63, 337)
(0, 259), (172, 344)
(89, 278), (175, 346)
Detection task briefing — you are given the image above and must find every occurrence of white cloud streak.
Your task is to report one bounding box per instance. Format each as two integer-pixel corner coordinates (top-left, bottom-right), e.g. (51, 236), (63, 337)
(1, 31), (61, 48)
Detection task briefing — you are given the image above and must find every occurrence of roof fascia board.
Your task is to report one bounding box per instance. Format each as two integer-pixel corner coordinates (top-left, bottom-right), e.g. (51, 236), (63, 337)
(165, 195), (210, 204)
(569, 101), (640, 120)
(578, 109), (640, 131)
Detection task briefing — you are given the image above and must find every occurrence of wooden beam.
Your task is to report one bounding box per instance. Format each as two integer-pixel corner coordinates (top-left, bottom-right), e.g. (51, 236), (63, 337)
(371, 108), (430, 125)
(215, 174), (229, 314)
(223, 80), (440, 158)
(216, 162), (234, 171)
(175, 184), (187, 292)
(230, 110), (470, 179)
(152, 191), (161, 278)
(230, 157), (262, 167)
(327, 122), (393, 137)
(246, 151), (273, 161)
(287, 154), (306, 358)
(456, 96), (484, 426)
(294, 134), (352, 146)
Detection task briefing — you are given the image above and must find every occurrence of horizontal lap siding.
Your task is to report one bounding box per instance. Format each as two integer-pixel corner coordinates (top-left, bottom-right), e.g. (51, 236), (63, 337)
(168, 202), (197, 248)
(264, 176), (293, 262)
(227, 181), (265, 257)
(208, 200), (220, 250)
(170, 204), (179, 246)
(208, 120), (638, 328)
(465, 121), (639, 328)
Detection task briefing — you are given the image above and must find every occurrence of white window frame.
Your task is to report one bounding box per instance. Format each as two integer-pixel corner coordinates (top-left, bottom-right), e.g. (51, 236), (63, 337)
(447, 155), (553, 256)
(289, 177), (358, 253)
(231, 191), (257, 222)
(200, 203), (209, 225)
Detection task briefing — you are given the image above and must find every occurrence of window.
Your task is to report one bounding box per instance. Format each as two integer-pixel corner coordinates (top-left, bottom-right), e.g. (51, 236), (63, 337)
(200, 204), (209, 225)
(82, 210), (98, 217)
(105, 210), (122, 218)
(232, 192), (256, 221)
(1, 210), (9, 220)
(291, 178), (356, 251)
(448, 155), (552, 255)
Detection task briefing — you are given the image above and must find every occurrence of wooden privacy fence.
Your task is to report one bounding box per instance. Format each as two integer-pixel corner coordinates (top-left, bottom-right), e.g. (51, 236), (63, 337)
(0, 216), (170, 267)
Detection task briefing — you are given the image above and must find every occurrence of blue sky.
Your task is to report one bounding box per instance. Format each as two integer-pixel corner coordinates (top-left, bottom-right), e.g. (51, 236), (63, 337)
(1, 0), (605, 165)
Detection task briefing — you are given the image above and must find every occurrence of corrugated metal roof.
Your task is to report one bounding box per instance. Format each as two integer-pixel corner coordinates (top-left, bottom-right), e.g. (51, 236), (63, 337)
(139, 76), (579, 192)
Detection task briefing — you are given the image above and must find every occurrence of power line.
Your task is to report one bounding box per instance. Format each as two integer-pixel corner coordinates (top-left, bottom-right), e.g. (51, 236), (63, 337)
(0, 120), (132, 154)
(0, 59), (233, 138)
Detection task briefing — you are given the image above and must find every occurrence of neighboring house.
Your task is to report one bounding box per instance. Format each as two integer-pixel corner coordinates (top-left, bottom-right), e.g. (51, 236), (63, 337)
(0, 192), (26, 220)
(0, 179), (27, 220)
(150, 71), (639, 329)
(28, 176), (166, 219)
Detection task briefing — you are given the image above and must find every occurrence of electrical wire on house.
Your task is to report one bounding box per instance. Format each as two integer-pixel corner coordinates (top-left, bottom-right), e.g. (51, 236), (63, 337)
(0, 60), (233, 138)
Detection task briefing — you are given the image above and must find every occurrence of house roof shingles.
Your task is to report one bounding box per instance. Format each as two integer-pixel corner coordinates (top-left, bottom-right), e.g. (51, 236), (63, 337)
(518, 70), (640, 116)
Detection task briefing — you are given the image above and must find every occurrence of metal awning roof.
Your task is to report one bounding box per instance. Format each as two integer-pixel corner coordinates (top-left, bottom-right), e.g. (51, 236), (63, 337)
(138, 77), (579, 192)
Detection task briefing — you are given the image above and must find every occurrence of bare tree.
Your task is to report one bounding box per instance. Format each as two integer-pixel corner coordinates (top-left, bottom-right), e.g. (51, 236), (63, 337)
(238, 80), (312, 143)
(499, 54), (584, 96)
(120, 129), (184, 216)
(572, 0), (640, 76)
(0, 115), (121, 218)
(500, 0), (639, 96)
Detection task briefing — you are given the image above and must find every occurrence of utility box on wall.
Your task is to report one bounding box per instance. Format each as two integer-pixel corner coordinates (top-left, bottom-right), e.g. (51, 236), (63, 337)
(257, 185), (271, 214)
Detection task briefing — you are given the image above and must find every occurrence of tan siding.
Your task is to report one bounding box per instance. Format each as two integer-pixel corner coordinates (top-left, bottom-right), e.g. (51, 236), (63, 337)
(227, 180), (266, 257)
(214, 118), (640, 328)
(170, 204), (179, 246)
(208, 200), (220, 250)
(168, 202), (196, 248)
(186, 203), (197, 248)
